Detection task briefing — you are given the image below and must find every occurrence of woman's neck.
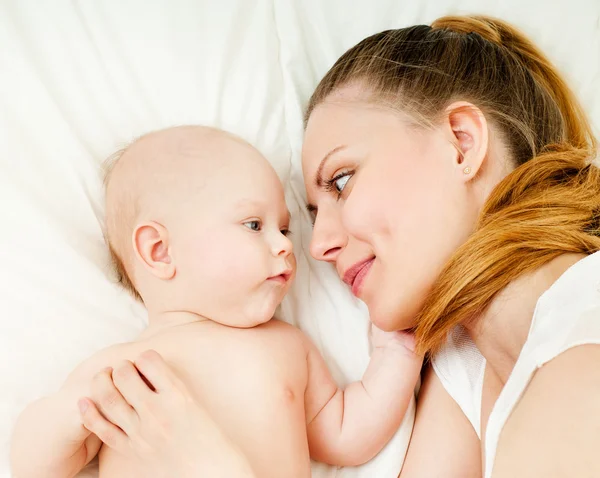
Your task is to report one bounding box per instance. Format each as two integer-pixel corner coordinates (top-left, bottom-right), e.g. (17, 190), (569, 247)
(464, 252), (586, 384)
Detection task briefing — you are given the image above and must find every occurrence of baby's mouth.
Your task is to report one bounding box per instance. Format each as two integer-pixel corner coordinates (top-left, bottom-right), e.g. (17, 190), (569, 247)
(267, 270), (293, 283)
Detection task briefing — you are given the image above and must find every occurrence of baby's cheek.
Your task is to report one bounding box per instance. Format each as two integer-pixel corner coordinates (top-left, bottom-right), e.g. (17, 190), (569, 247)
(200, 236), (258, 283)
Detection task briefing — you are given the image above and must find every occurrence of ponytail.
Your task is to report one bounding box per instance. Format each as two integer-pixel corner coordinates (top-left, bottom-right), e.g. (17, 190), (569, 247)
(432, 15), (597, 157)
(415, 145), (600, 353)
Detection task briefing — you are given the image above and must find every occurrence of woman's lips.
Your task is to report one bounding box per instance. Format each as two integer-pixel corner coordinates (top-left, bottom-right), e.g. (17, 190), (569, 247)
(351, 259), (373, 296)
(343, 258), (375, 297)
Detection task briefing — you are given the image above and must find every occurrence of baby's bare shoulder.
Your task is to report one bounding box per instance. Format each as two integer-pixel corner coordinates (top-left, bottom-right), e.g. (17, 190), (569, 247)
(255, 319), (310, 353)
(149, 320), (310, 394)
(260, 318), (306, 339)
(63, 341), (146, 387)
(137, 319), (308, 366)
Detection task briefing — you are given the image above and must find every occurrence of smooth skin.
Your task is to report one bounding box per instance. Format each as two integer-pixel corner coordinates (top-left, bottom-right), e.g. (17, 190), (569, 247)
(302, 89), (600, 477)
(11, 126), (422, 478)
(55, 89), (600, 478)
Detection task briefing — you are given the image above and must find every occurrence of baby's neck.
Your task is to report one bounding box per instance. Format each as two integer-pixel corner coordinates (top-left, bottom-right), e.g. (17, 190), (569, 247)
(140, 310), (210, 339)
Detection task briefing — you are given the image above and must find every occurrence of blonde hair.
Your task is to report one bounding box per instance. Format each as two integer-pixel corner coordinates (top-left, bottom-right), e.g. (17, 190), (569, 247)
(306, 16), (599, 353)
(102, 145), (143, 302)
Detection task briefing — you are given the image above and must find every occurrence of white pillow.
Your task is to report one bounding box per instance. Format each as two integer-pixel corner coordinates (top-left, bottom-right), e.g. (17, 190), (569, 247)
(1, 1), (598, 478)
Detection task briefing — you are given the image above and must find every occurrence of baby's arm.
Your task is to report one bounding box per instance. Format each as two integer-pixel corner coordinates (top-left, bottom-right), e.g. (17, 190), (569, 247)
(10, 349), (117, 478)
(304, 326), (422, 466)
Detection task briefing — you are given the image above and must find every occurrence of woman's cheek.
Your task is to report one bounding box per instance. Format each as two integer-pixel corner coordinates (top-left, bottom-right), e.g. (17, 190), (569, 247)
(342, 180), (388, 242)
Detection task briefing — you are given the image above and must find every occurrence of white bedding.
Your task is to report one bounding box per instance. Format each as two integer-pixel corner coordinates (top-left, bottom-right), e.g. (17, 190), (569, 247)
(1, 1), (598, 477)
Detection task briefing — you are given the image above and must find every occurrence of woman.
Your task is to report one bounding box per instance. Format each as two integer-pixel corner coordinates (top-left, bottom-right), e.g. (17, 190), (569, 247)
(80, 15), (600, 477)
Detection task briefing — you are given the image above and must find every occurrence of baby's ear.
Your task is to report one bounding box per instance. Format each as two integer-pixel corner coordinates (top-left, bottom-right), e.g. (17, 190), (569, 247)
(132, 221), (175, 280)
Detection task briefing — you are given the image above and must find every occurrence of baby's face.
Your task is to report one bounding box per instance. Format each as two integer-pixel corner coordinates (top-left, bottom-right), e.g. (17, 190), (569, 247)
(167, 145), (295, 327)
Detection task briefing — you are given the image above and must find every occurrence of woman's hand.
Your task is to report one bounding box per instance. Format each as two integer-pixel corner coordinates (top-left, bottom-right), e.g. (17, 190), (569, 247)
(78, 350), (255, 478)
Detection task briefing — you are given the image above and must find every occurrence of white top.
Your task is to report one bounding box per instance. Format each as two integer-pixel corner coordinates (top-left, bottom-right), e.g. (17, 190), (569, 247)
(432, 251), (600, 478)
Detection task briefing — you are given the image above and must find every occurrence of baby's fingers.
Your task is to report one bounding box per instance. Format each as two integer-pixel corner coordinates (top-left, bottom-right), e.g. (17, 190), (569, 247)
(78, 398), (129, 452)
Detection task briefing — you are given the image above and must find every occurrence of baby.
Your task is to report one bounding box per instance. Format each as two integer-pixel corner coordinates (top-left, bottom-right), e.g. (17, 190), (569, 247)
(10, 126), (422, 478)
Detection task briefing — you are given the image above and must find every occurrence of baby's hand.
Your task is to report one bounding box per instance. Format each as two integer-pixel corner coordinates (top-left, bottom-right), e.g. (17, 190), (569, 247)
(370, 324), (418, 354)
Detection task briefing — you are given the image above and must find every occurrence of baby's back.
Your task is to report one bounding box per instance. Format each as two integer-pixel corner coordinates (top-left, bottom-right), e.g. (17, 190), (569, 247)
(87, 319), (311, 478)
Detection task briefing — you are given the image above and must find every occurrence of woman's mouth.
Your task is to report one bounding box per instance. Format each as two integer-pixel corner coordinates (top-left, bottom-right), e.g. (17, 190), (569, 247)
(343, 258), (375, 297)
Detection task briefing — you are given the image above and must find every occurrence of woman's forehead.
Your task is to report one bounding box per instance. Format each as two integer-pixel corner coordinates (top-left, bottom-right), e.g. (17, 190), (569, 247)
(304, 101), (413, 165)
(303, 102), (366, 159)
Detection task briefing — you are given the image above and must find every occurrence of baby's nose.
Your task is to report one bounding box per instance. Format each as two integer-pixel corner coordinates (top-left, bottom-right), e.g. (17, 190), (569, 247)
(276, 234), (293, 257)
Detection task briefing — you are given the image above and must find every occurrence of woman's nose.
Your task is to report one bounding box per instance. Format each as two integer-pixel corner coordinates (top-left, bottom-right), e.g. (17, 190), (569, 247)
(309, 208), (347, 263)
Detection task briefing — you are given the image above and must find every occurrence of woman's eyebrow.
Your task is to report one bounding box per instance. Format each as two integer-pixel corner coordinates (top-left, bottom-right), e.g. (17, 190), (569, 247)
(314, 145), (347, 187)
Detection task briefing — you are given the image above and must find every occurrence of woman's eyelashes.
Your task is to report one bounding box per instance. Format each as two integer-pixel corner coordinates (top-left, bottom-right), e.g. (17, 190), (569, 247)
(325, 170), (354, 198)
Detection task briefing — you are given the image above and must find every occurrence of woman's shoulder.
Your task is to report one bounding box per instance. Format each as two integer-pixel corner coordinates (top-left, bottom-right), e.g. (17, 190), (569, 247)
(484, 252), (600, 477)
(492, 342), (600, 478)
(527, 251), (600, 348)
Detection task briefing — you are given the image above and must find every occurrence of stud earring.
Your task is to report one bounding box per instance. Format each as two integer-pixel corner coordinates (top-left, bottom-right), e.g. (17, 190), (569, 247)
(463, 166), (472, 175)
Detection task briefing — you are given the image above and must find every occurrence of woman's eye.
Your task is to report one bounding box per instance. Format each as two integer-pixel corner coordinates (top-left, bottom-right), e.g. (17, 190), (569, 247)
(334, 173), (351, 193)
(324, 170), (354, 198)
(244, 220), (261, 231)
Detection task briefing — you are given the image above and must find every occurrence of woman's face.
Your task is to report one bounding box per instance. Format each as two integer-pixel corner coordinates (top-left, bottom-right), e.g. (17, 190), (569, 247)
(302, 93), (488, 331)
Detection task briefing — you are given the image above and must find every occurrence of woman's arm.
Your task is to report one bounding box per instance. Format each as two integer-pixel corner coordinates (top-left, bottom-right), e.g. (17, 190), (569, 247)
(79, 350), (256, 478)
(492, 344), (600, 478)
(400, 365), (481, 478)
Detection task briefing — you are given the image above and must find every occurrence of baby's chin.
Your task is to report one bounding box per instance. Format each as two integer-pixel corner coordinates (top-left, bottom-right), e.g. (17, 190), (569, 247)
(214, 300), (282, 329)
(250, 285), (289, 321)
(225, 312), (277, 329)
(246, 302), (283, 327)
(205, 285), (289, 328)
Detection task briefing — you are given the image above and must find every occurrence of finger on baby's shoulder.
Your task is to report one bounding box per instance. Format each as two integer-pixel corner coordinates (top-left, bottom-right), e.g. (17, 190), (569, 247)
(78, 397), (129, 451)
(61, 343), (134, 394)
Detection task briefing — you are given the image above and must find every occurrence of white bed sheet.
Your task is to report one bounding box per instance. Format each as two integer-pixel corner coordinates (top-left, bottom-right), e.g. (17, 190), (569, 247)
(1, 1), (598, 477)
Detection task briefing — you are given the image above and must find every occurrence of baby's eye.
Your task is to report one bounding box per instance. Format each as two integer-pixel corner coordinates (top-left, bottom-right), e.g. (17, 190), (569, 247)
(243, 220), (262, 232)
(280, 228), (291, 237)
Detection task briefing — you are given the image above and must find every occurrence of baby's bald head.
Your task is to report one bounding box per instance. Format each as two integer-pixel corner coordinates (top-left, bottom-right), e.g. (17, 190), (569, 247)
(103, 125), (267, 300)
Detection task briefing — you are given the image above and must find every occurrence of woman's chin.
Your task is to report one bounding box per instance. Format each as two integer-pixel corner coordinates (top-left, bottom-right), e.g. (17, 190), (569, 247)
(367, 301), (418, 332)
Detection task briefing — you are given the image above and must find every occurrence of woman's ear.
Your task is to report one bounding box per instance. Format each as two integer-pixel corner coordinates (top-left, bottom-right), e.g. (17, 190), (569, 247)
(444, 101), (489, 181)
(132, 221), (175, 280)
